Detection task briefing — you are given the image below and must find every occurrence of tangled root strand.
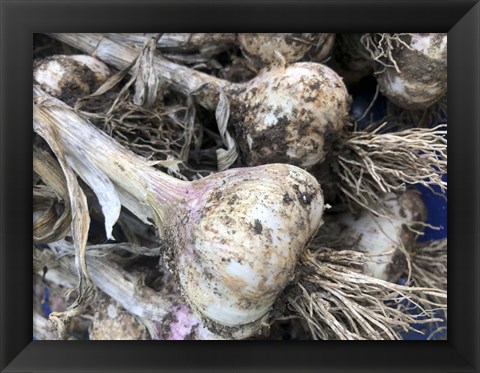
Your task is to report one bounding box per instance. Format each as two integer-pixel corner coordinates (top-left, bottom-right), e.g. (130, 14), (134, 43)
(287, 247), (446, 340)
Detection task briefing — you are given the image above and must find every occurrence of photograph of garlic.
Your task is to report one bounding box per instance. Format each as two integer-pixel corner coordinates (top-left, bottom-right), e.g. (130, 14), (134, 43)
(33, 33), (447, 340)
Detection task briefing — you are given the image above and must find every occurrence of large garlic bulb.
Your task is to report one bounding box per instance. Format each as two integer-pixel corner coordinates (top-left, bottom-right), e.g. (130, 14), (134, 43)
(164, 164), (324, 338)
(47, 35), (350, 168)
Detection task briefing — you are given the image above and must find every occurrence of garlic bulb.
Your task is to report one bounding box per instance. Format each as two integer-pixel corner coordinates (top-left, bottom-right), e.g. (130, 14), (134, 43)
(170, 164), (324, 338)
(33, 86), (325, 339)
(231, 62), (349, 167)
(238, 33), (333, 65)
(33, 55), (111, 105)
(48, 34), (349, 168)
(319, 191), (426, 282)
(371, 33), (447, 110)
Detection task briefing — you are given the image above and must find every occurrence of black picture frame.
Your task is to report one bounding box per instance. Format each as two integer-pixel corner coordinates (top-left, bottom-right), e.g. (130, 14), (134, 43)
(1, 0), (479, 372)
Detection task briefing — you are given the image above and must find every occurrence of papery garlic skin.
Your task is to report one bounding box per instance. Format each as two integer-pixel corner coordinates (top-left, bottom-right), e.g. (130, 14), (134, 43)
(231, 62), (349, 168)
(33, 55), (111, 105)
(164, 164), (324, 339)
(376, 33), (447, 110)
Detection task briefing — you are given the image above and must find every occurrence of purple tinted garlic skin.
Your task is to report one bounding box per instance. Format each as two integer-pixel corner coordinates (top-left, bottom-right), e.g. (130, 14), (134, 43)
(376, 33), (447, 110)
(230, 62), (349, 168)
(157, 164), (324, 339)
(33, 55), (111, 105)
(153, 303), (222, 340)
(238, 33), (332, 66)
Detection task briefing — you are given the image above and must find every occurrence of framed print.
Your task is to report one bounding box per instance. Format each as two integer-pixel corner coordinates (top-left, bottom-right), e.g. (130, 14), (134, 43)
(1, 0), (479, 372)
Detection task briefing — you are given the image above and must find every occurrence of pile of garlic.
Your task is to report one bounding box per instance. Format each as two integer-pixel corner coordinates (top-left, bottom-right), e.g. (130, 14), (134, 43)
(33, 33), (447, 341)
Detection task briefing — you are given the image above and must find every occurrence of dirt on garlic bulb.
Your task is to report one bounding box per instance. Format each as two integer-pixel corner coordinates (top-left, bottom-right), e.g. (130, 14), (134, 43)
(230, 62), (350, 167)
(374, 33), (447, 110)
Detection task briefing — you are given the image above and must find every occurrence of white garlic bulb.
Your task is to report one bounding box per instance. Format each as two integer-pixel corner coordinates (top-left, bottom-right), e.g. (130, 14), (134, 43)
(320, 191), (426, 282)
(170, 164), (324, 338)
(238, 33), (333, 65)
(48, 35), (350, 168)
(375, 33), (447, 110)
